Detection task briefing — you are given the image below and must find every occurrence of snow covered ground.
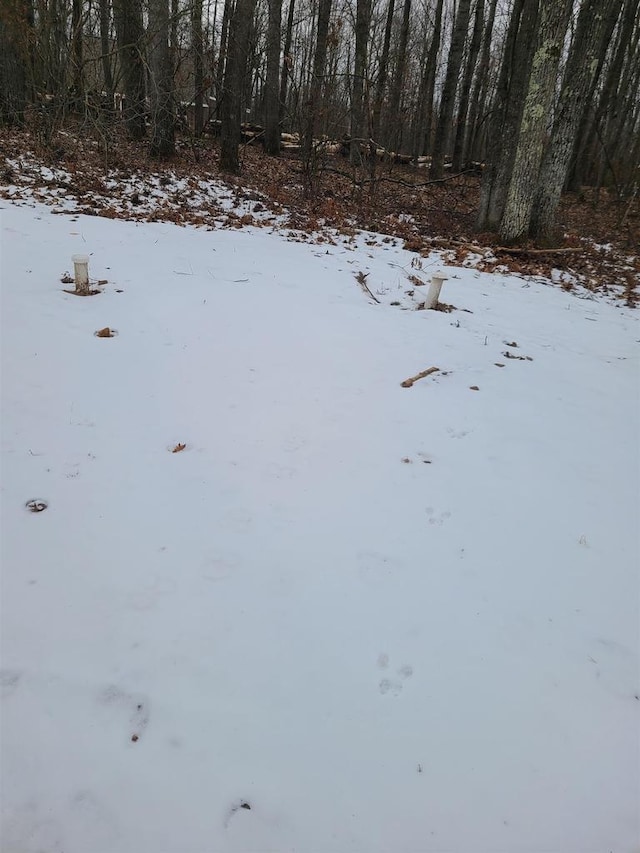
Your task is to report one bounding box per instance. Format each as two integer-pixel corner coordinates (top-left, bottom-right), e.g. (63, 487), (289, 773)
(1, 199), (639, 853)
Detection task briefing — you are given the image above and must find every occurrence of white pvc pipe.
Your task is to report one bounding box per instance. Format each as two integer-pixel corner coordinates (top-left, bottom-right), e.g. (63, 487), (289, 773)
(72, 254), (90, 294)
(424, 272), (448, 309)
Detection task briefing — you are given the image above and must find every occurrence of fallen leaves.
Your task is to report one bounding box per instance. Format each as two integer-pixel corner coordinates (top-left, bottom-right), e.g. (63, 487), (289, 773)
(95, 327), (116, 337)
(469, 385), (480, 391)
(171, 443), (186, 453)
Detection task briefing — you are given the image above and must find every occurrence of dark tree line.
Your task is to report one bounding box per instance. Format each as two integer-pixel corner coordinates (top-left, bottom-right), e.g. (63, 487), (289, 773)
(1, 0), (638, 240)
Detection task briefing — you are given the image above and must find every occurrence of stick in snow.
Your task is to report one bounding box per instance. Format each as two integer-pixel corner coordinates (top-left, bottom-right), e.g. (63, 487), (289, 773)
(400, 367), (439, 387)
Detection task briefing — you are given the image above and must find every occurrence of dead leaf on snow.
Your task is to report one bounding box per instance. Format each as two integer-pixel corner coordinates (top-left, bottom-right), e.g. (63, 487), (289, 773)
(172, 443), (186, 453)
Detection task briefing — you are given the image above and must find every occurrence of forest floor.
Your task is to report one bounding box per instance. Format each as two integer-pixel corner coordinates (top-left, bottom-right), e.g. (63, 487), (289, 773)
(1, 125), (638, 305)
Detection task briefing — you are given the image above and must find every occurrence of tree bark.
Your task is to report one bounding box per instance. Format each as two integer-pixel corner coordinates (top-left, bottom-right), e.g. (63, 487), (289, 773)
(215, 0), (233, 110)
(278, 0), (295, 129)
(570, 0), (638, 190)
(148, 0), (175, 157)
(99, 0), (115, 107)
(192, 0), (204, 135)
(302, 0), (332, 159)
(0, 0), (28, 125)
(370, 0), (395, 146)
(220, 0), (258, 172)
(386, 0), (411, 152)
(530, 0), (613, 238)
(499, 0), (573, 243)
(112, 0), (146, 139)
(462, 0), (498, 166)
(350, 0), (372, 164)
(411, 0), (444, 160)
(71, 0), (84, 108)
(452, 0), (485, 171)
(430, 0), (473, 178)
(476, 0), (539, 230)
(264, 0), (282, 154)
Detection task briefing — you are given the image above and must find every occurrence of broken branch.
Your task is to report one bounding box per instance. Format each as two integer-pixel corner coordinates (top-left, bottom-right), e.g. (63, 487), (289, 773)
(400, 367), (439, 388)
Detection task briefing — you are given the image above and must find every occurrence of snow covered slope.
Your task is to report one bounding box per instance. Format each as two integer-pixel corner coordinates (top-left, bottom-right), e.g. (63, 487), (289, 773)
(1, 201), (639, 853)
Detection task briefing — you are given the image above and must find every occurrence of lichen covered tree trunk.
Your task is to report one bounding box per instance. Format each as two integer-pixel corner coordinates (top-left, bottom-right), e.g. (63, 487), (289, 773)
(530, 0), (613, 239)
(499, 0), (573, 243)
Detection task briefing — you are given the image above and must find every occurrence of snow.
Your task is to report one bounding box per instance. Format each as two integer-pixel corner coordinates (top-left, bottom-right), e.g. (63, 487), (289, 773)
(1, 200), (639, 853)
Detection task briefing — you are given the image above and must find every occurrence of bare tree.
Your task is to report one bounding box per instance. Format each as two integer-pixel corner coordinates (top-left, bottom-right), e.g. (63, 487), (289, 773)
(370, 0), (395, 147)
(430, 0), (472, 178)
(452, 0), (485, 171)
(476, 0), (539, 230)
(303, 0), (332, 159)
(99, 0), (115, 108)
(387, 0), (411, 152)
(113, 0), (146, 139)
(192, 0), (205, 135)
(220, 0), (258, 171)
(148, 0), (175, 156)
(264, 0), (282, 154)
(0, 0), (29, 125)
(350, 0), (372, 164)
(278, 0), (295, 129)
(412, 0), (445, 161)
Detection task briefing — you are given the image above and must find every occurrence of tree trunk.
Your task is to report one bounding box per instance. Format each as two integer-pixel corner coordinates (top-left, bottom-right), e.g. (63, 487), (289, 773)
(350, 0), (372, 164)
(386, 0), (411, 152)
(220, 0), (258, 172)
(530, 0), (613, 238)
(0, 0), (28, 125)
(148, 0), (175, 157)
(192, 0), (204, 135)
(99, 0), (115, 107)
(71, 0), (83, 109)
(264, 0), (282, 154)
(452, 0), (484, 171)
(476, 0), (539, 230)
(302, 0), (332, 159)
(569, 0), (638, 190)
(278, 0), (295, 129)
(499, 0), (573, 243)
(370, 0), (395, 146)
(430, 0), (473, 178)
(411, 0), (444, 160)
(215, 0), (233, 110)
(462, 0), (498, 166)
(112, 0), (146, 139)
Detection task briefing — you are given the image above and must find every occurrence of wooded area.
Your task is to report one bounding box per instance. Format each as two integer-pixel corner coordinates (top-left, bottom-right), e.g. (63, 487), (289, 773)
(0, 0), (638, 244)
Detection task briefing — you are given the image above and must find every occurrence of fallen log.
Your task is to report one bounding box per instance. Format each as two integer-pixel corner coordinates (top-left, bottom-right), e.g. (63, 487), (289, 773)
(495, 246), (583, 255)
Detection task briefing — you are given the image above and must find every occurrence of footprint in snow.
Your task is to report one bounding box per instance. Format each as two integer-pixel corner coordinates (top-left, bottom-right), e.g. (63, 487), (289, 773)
(426, 507), (452, 526)
(378, 655), (413, 696)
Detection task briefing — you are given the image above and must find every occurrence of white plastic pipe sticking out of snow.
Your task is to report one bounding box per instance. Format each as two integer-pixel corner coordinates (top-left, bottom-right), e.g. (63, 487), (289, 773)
(425, 271), (448, 309)
(72, 254), (90, 294)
